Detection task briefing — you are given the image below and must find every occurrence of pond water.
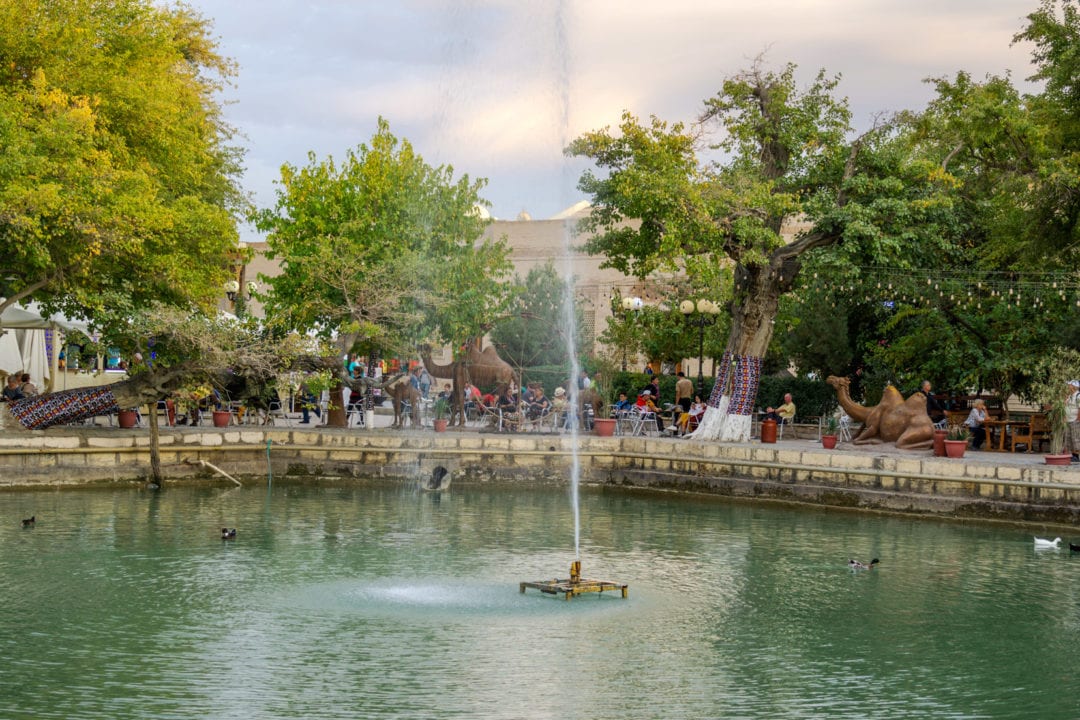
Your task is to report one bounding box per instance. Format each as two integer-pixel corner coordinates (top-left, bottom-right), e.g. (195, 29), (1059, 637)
(1, 481), (1077, 719)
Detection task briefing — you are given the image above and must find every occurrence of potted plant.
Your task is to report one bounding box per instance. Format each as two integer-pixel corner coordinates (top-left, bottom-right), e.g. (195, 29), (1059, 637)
(432, 397), (450, 432)
(821, 416), (839, 449)
(944, 426), (969, 458)
(1030, 347), (1080, 465)
(117, 408), (138, 428)
(590, 360), (617, 436)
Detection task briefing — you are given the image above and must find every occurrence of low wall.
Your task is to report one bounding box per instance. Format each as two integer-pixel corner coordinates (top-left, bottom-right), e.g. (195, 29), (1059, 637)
(2, 427), (1079, 525)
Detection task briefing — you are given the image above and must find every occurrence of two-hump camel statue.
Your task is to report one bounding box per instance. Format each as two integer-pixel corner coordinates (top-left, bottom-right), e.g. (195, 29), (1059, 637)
(826, 375), (934, 450)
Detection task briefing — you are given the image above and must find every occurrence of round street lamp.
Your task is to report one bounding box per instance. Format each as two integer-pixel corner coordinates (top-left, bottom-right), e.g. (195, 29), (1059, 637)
(681, 299), (720, 397)
(223, 279), (240, 301)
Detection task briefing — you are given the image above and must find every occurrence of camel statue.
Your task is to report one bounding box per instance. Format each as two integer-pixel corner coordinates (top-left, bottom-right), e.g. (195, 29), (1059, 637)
(384, 375), (421, 429)
(826, 375), (934, 450)
(421, 339), (517, 427)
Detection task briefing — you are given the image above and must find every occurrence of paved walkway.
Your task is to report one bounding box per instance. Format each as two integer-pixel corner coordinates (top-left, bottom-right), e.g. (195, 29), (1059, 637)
(71, 408), (1076, 475)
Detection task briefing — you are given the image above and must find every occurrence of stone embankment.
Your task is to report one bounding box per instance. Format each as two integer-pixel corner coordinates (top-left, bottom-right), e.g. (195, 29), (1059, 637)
(1, 426), (1078, 526)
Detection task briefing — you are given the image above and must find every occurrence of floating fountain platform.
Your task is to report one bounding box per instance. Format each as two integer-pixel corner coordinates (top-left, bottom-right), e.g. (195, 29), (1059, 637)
(520, 560), (628, 600)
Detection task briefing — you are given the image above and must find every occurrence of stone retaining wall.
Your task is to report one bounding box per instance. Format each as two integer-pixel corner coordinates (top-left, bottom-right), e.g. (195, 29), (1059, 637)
(1, 428), (1078, 525)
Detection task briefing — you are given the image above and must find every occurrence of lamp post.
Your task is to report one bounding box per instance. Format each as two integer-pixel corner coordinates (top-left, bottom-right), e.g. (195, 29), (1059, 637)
(619, 296), (643, 371)
(680, 299), (720, 397)
(224, 280), (259, 317)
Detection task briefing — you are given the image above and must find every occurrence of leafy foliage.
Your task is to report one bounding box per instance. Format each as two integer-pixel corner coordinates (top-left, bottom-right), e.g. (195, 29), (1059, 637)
(0, 0), (244, 319)
(489, 261), (585, 369)
(254, 118), (513, 357)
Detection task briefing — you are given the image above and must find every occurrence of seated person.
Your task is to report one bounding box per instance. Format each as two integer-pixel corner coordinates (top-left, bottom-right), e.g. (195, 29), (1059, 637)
(675, 395), (707, 436)
(611, 391), (633, 416)
(496, 386), (520, 430)
(496, 386), (518, 412)
(634, 390), (664, 432)
(526, 386), (551, 420)
(964, 398), (988, 450)
(2, 374), (25, 402)
(765, 393), (796, 424)
(437, 383), (452, 401)
(521, 383), (538, 406)
(551, 387), (569, 416)
(19, 373), (38, 397)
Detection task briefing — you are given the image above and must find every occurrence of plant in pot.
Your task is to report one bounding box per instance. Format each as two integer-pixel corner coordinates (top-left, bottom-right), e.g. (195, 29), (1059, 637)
(1029, 347), (1080, 465)
(589, 359), (618, 436)
(432, 397), (450, 432)
(944, 426), (969, 458)
(821, 415), (839, 449)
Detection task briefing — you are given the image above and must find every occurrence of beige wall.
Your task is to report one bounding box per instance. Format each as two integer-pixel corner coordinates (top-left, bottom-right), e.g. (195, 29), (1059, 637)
(482, 208), (654, 356)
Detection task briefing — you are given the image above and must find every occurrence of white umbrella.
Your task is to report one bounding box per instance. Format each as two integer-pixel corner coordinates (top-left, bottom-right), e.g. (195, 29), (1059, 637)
(18, 329), (48, 387)
(0, 331), (22, 375)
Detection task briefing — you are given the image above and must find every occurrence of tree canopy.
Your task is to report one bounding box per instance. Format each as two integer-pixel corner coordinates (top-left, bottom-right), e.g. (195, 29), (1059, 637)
(254, 118), (513, 359)
(0, 0), (244, 321)
(570, 2), (1080, 426)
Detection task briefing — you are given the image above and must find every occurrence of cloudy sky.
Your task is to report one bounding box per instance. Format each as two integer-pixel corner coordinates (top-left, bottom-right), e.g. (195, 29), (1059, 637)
(185, 0), (1041, 238)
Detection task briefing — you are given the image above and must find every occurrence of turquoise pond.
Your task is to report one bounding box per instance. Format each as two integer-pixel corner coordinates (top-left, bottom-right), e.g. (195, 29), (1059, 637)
(1, 481), (1078, 719)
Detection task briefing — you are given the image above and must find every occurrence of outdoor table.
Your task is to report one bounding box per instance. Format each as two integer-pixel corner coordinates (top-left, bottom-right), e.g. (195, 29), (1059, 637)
(982, 419), (1019, 452)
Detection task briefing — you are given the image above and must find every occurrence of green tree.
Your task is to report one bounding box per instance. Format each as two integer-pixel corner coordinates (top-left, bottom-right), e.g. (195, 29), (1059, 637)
(489, 261), (585, 369)
(254, 119), (513, 423)
(0, 0), (244, 319)
(569, 61), (929, 439)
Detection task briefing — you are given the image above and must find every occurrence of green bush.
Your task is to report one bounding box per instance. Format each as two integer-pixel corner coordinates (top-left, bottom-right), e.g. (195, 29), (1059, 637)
(757, 376), (837, 422)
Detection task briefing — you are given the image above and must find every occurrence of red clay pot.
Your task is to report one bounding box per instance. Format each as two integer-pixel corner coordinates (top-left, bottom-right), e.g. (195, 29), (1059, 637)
(933, 428), (948, 457)
(944, 440), (967, 459)
(593, 418), (616, 437)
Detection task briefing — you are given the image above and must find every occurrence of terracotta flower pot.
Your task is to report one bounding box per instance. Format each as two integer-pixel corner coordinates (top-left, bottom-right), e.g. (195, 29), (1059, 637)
(212, 410), (231, 428)
(821, 434), (838, 449)
(433, 418), (448, 432)
(1044, 453), (1072, 466)
(932, 428), (948, 457)
(944, 439), (967, 458)
(593, 418), (616, 437)
(117, 410), (138, 429)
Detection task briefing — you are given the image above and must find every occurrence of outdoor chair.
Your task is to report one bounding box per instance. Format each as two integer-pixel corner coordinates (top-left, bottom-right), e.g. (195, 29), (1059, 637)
(1009, 414), (1050, 453)
(267, 398), (293, 427)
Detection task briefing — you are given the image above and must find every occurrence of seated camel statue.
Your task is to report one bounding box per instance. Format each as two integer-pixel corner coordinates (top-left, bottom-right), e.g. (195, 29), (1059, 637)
(826, 375), (934, 450)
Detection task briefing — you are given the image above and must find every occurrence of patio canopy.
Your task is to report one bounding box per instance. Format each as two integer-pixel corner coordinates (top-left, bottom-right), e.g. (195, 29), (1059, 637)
(0, 300), (90, 333)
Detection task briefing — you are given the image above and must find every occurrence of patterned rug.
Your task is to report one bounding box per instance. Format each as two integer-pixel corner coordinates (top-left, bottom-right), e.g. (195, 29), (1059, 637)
(8, 386), (120, 430)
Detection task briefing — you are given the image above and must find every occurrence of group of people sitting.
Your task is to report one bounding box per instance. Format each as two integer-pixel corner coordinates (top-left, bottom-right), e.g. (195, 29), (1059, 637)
(1, 373), (38, 402)
(445, 381), (558, 431)
(607, 371), (707, 436)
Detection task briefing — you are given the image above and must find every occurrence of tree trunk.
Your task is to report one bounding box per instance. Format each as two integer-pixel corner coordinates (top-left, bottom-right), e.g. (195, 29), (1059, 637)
(148, 404), (163, 484)
(327, 383), (347, 428)
(691, 263), (784, 442)
(1, 363), (199, 431)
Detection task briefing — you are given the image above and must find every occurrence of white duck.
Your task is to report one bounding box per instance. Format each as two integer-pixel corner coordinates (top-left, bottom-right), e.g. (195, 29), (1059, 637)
(1034, 536), (1062, 548)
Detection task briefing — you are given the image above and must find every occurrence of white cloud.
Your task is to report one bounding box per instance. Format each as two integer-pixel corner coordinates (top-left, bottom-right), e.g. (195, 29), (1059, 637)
(188, 0), (1040, 226)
